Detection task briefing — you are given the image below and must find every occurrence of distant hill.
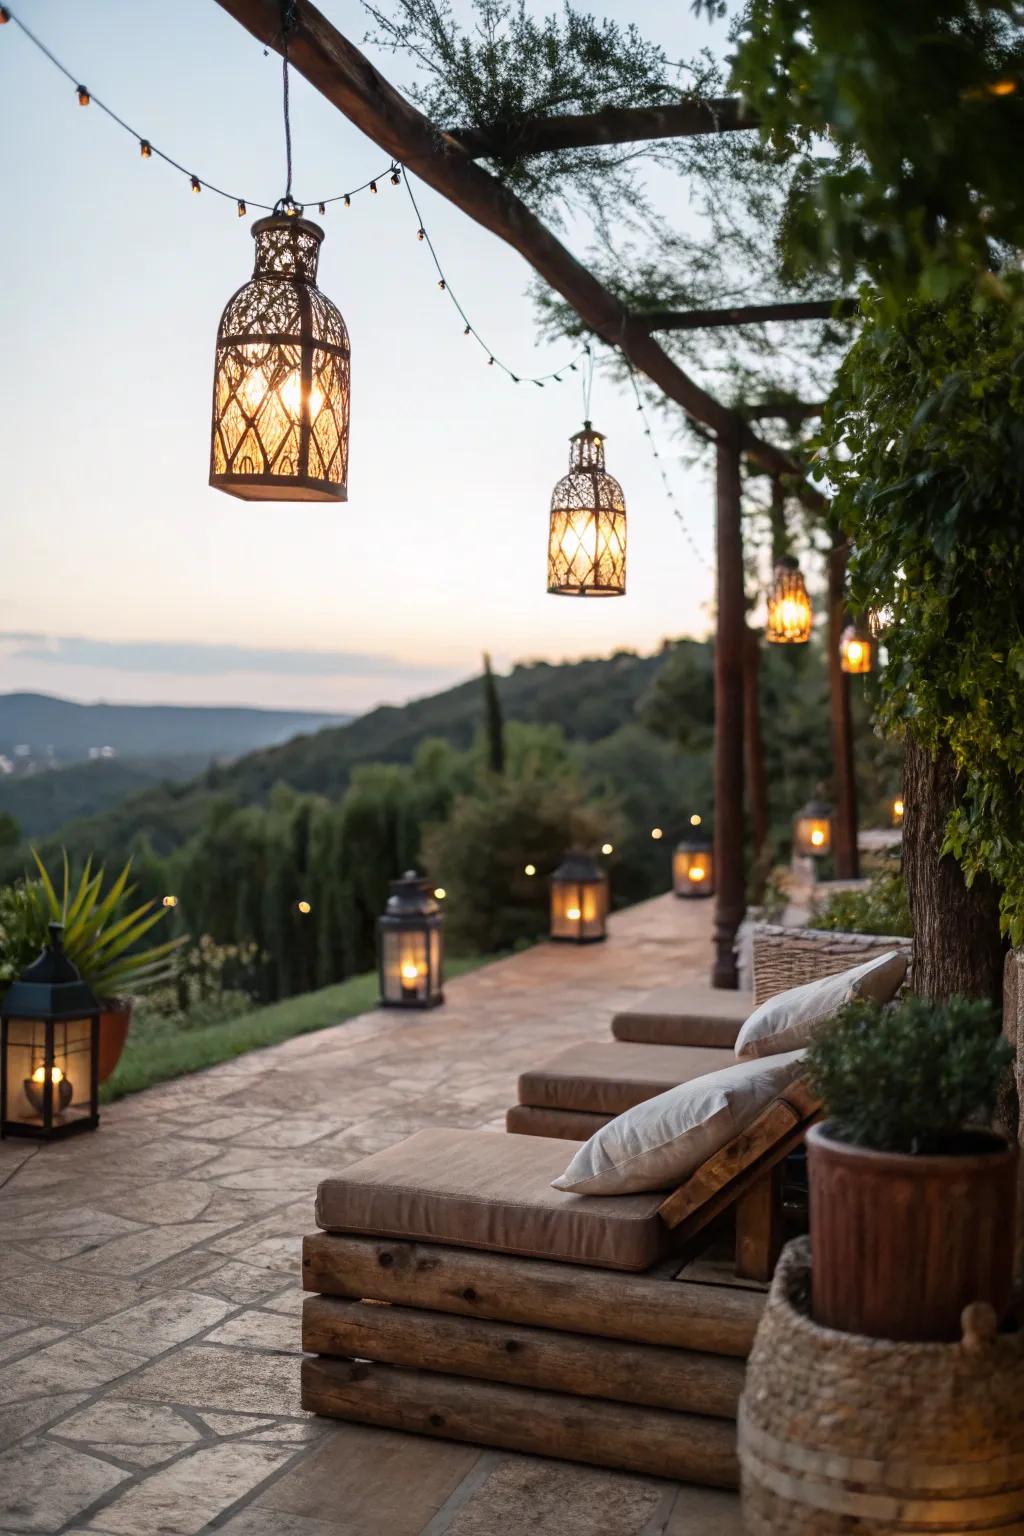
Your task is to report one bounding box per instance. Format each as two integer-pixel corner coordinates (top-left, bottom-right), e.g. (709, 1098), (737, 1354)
(0, 754), (211, 840)
(0, 693), (347, 767)
(18, 650), (672, 864)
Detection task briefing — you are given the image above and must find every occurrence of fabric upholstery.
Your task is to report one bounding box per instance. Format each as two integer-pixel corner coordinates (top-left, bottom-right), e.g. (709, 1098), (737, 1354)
(735, 951), (908, 1061)
(553, 1051), (808, 1197)
(518, 1041), (733, 1115)
(316, 1127), (670, 1271)
(506, 1104), (612, 1140)
(611, 985), (750, 1048)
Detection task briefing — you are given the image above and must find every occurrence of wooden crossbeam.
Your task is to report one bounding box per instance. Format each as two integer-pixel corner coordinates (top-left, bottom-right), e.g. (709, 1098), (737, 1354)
(447, 97), (759, 160)
(640, 298), (858, 332)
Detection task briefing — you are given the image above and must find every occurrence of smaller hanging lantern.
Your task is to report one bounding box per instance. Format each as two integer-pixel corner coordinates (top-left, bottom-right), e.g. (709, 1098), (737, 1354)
(550, 851), (608, 943)
(839, 623), (874, 675)
(378, 871), (444, 1009)
(547, 423), (626, 597)
(2, 924), (100, 1141)
(210, 210), (350, 502)
(891, 795), (905, 827)
(766, 556), (813, 644)
(673, 831), (714, 898)
(793, 794), (834, 858)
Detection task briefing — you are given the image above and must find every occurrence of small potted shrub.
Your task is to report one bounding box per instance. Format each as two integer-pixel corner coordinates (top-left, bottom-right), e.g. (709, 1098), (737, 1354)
(805, 994), (1016, 1342)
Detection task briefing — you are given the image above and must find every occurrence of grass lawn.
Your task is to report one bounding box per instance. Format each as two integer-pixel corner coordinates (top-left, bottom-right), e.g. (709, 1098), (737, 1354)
(101, 954), (492, 1102)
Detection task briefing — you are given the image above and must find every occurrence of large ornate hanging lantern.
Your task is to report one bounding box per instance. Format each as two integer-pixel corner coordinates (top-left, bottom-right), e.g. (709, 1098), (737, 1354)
(2, 924), (100, 1141)
(550, 851), (608, 943)
(210, 210), (350, 501)
(766, 556), (813, 644)
(839, 622), (874, 675)
(377, 871), (444, 1009)
(547, 423), (626, 596)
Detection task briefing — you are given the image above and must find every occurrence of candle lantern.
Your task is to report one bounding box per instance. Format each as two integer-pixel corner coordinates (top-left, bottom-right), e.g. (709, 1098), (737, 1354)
(378, 871), (444, 1009)
(2, 924), (100, 1141)
(547, 423), (626, 597)
(839, 623), (874, 675)
(766, 556), (813, 644)
(550, 851), (608, 943)
(793, 795), (834, 858)
(210, 211), (350, 501)
(673, 832), (714, 898)
(891, 795), (905, 827)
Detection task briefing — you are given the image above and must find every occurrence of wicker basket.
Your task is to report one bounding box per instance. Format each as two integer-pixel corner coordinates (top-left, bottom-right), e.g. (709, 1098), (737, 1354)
(751, 924), (913, 1006)
(740, 1238), (1024, 1533)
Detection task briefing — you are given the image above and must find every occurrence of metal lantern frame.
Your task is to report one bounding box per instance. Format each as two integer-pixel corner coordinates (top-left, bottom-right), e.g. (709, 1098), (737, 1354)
(550, 850), (609, 944)
(672, 832), (714, 899)
(1, 924), (100, 1141)
(210, 212), (350, 502)
(794, 795), (835, 858)
(547, 422), (627, 597)
(377, 871), (445, 1009)
(839, 622), (875, 675)
(766, 555), (813, 644)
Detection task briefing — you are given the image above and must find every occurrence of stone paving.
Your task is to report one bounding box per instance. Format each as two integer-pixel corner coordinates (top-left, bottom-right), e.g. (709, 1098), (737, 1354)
(0, 894), (741, 1535)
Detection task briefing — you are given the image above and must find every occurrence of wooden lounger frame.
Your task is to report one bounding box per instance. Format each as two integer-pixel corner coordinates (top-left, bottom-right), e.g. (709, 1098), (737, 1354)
(300, 1078), (821, 1484)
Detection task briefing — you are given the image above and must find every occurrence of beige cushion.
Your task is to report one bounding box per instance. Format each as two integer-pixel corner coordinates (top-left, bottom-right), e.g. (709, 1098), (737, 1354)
(506, 1104), (611, 1140)
(553, 1051), (808, 1197)
(518, 1042), (734, 1116)
(611, 985), (750, 1048)
(734, 951), (907, 1061)
(316, 1127), (670, 1271)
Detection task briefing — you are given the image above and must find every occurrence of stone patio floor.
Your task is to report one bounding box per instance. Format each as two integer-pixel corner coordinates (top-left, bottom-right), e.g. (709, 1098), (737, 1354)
(0, 893), (741, 1535)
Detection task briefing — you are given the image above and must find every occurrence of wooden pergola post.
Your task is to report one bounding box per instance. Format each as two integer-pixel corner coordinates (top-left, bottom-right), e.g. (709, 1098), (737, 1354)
(744, 625), (768, 867)
(713, 424), (746, 989)
(828, 544), (859, 879)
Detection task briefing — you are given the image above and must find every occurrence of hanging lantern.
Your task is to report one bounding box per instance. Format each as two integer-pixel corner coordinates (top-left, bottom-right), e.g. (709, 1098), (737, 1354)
(550, 850), (608, 943)
(2, 924), (100, 1141)
(891, 795), (905, 827)
(378, 871), (444, 1009)
(547, 423), (626, 597)
(210, 210), (350, 501)
(673, 831), (714, 898)
(766, 556), (813, 644)
(839, 623), (874, 675)
(794, 795), (834, 858)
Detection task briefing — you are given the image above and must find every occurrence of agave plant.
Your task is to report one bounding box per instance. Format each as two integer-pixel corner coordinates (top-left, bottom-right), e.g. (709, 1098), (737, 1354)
(31, 850), (185, 1004)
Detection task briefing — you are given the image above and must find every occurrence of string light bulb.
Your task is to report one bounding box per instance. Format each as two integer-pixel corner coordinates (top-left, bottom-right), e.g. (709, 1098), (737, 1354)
(77, 84), (90, 106)
(344, 194), (351, 208)
(690, 813), (702, 827)
(191, 175), (201, 194)
(433, 887), (447, 900)
(370, 180), (378, 194)
(139, 139), (152, 158)
(524, 864), (537, 877)
(438, 278), (446, 291)
(391, 169), (401, 185)
(297, 900), (312, 915)
(0, 9), (10, 23)
(547, 422), (627, 597)
(237, 199), (246, 217)
(651, 827), (664, 840)
(162, 895), (178, 908)
(601, 843), (614, 855)
(318, 202), (326, 214)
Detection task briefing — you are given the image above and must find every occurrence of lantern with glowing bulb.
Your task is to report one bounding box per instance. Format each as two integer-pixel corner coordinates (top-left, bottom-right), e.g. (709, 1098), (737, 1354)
(547, 423), (626, 596)
(673, 830), (714, 899)
(891, 796), (905, 828)
(378, 871), (444, 1009)
(839, 623), (874, 675)
(210, 210), (350, 501)
(550, 851), (608, 944)
(793, 795), (834, 858)
(766, 556), (813, 644)
(1, 924), (99, 1141)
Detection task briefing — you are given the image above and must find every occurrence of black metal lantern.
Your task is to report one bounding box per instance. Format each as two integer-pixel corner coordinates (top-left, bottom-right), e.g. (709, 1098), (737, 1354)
(673, 832), (714, 898)
(1, 924), (99, 1140)
(839, 622), (874, 675)
(547, 423), (627, 596)
(378, 871), (444, 1009)
(550, 851), (608, 943)
(794, 794), (834, 858)
(766, 556), (813, 644)
(210, 212), (350, 502)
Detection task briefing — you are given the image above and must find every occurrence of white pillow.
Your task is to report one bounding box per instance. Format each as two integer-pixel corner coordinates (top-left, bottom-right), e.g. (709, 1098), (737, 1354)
(734, 950), (907, 1062)
(552, 1050), (807, 1196)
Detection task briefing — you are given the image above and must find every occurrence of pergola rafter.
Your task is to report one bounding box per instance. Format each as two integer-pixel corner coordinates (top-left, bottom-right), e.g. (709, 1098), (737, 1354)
(641, 299), (858, 332)
(446, 96), (759, 160)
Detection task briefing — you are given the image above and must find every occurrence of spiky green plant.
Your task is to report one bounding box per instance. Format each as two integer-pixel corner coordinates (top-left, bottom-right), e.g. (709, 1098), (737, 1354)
(31, 850), (185, 1003)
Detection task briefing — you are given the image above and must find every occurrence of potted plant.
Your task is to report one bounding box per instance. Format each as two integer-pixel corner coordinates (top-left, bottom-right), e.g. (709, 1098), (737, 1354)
(805, 993), (1016, 1341)
(30, 852), (185, 1083)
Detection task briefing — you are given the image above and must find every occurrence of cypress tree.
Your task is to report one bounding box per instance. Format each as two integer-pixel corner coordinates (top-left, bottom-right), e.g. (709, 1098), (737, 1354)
(482, 652), (506, 776)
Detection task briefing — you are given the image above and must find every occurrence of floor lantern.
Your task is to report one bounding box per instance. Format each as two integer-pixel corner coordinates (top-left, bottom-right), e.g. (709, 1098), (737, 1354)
(547, 423), (626, 597)
(210, 209), (350, 501)
(839, 622), (874, 675)
(673, 831), (714, 898)
(550, 851), (608, 943)
(766, 556), (813, 644)
(1, 924), (100, 1140)
(378, 871), (444, 1009)
(794, 794), (834, 858)
(891, 795), (905, 828)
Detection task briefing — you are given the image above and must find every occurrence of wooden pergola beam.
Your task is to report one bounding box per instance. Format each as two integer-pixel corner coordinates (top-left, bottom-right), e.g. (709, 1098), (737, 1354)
(446, 97), (759, 160)
(641, 299), (858, 332)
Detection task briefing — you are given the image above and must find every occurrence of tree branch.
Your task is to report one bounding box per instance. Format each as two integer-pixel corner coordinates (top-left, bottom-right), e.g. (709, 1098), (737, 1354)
(445, 97), (759, 159)
(641, 299), (858, 332)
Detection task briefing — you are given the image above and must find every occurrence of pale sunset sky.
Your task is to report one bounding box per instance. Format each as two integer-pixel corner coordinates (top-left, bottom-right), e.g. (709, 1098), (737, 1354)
(1, 0), (728, 713)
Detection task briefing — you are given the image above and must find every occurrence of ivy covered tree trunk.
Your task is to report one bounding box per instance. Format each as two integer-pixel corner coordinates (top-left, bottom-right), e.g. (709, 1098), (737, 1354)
(902, 736), (1004, 1006)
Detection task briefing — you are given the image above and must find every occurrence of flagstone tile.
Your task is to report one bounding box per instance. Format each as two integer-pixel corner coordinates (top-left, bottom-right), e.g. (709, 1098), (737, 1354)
(0, 1435), (131, 1532)
(190, 1258), (296, 1305)
(0, 1392), (91, 1453)
(0, 1206), (144, 1242)
(663, 1487), (743, 1534)
(0, 1253), (147, 1325)
(62, 1221), (231, 1277)
(0, 1324), (67, 1364)
(0, 1335), (147, 1406)
(195, 1410), (276, 1436)
(56, 1399), (203, 1469)
(210, 1234), (303, 1274)
(81, 1439), (296, 1535)
(203, 1308), (301, 1354)
(207, 1201), (311, 1256)
(117, 1343), (303, 1417)
(231, 1117), (353, 1149)
(91, 1179), (219, 1227)
(442, 1452), (665, 1536)
(77, 1291), (235, 1355)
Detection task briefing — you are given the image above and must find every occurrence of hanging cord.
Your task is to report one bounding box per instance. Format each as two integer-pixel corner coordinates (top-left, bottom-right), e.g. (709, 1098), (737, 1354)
(582, 343), (595, 422)
(280, 0), (297, 209)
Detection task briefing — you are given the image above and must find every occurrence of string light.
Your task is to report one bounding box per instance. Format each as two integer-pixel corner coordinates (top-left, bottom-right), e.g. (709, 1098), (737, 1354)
(162, 895), (178, 908)
(139, 138), (151, 158)
(297, 900), (312, 915)
(626, 363), (714, 573)
(76, 84), (89, 106)
(237, 199), (246, 217)
(191, 175), (201, 195)
(690, 813), (702, 827)
(524, 864), (537, 877)
(651, 826), (664, 840)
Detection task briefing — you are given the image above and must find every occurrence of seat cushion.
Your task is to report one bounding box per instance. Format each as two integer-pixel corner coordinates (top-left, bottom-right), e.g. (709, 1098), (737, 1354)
(315, 1127), (669, 1272)
(506, 1104), (612, 1140)
(611, 986), (751, 1048)
(518, 1042), (734, 1116)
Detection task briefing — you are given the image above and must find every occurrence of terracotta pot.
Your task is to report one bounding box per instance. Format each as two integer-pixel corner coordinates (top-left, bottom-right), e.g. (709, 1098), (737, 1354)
(807, 1120), (1018, 1342)
(98, 1000), (133, 1085)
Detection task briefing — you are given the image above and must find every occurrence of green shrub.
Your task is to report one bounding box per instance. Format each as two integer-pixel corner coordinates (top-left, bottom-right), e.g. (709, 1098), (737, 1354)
(806, 995), (1012, 1154)
(808, 868), (912, 938)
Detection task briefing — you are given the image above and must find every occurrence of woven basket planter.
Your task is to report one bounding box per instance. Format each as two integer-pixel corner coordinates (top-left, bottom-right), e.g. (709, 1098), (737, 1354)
(750, 925), (912, 1007)
(740, 1238), (1024, 1534)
